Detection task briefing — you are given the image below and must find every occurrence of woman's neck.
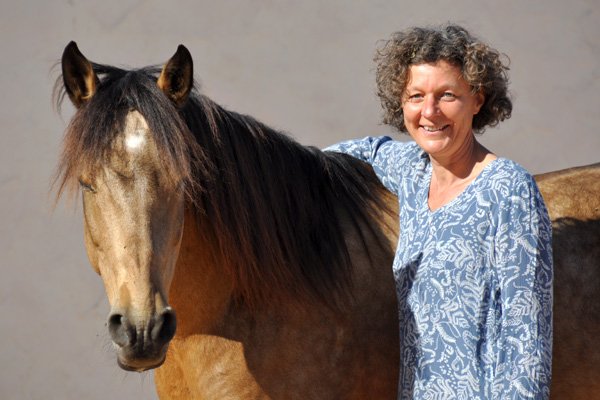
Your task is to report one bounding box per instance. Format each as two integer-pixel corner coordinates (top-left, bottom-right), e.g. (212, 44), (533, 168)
(427, 140), (497, 211)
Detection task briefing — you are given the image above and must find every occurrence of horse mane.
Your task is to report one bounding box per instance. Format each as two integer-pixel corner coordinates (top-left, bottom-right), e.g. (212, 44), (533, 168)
(54, 63), (393, 312)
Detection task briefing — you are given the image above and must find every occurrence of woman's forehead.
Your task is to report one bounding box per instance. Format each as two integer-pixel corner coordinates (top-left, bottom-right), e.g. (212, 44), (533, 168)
(405, 61), (466, 89)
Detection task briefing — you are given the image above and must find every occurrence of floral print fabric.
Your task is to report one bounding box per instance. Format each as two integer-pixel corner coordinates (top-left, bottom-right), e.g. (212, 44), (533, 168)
(325, 137), (552, 399)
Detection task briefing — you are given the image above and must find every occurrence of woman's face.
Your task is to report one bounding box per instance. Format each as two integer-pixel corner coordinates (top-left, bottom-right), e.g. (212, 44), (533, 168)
(402, 60), (484, 163)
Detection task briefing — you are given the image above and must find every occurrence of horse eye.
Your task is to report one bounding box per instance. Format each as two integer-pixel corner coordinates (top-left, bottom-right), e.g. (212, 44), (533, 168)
(79, 180), (95, 193)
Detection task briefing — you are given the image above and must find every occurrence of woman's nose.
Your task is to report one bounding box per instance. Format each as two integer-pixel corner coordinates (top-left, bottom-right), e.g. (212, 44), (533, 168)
(422, 96), (439, 118)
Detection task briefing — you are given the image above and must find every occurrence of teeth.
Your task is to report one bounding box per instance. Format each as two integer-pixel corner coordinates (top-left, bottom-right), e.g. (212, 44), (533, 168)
(423, 126), (445, 132)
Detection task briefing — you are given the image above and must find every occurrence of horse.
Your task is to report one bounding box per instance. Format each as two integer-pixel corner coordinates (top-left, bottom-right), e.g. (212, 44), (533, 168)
(535, 163), (600, 399)
(54, 42), (400, 399)
(55, 42), (600, 399)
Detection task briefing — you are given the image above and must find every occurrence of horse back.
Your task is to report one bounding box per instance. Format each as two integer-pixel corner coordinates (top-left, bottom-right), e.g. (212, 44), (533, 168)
(535, 162), (600, 221)
(535, 163), (600, 399)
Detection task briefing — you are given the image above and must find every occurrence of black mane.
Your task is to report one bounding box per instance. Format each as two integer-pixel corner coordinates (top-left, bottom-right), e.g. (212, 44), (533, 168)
(55, 63), (394, 311)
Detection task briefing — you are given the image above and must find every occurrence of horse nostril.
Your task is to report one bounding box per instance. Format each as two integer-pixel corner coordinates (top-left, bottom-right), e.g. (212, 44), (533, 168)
(153, 307), (177, 345)
(108, 308), (176, 349)
(107, 312), (130, 347)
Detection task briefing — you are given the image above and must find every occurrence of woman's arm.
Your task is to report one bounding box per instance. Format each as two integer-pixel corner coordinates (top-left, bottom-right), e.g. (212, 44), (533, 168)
(493, 174), (553, 399)
(324, 136), (407, 195)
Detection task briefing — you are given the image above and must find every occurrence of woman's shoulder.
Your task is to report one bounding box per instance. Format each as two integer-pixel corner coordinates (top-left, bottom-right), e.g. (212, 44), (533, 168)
(478, 158), (546, 211)
(382, 139), (425, 162)
(357, 136), (422, 158)
(483, 158), (538, 188)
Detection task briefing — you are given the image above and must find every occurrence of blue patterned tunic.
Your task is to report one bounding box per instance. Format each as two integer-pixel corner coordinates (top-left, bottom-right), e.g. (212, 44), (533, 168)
(325, 137), (552, 399)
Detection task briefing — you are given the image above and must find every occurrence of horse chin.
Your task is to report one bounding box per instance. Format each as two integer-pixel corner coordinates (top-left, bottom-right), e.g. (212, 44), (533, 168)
(117, 355), (167, 372)
(115, 346), (169, 372)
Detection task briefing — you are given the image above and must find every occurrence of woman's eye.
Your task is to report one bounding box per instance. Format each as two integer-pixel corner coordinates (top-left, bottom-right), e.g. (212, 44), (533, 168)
(407, 93), (423, 102)
(441, 92), (455, 99)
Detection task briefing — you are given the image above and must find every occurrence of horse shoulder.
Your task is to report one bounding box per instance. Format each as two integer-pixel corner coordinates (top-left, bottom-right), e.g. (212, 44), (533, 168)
(334, 188), (400, 397)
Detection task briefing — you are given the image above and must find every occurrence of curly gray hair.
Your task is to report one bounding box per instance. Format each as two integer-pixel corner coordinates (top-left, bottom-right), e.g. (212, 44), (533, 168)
(374, 23), (512, 133)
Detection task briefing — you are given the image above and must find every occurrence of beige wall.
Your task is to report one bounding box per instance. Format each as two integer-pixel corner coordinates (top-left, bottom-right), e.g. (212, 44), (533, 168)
(1, 1), (599, 399)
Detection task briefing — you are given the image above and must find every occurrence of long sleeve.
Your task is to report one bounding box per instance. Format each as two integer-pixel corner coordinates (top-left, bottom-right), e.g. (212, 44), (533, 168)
(492, 175), (553, 399)
(324, 136), (411, 195)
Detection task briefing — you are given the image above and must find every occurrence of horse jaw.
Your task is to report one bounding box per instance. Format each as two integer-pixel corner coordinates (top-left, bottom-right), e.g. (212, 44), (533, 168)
(81, 111), (185, 371)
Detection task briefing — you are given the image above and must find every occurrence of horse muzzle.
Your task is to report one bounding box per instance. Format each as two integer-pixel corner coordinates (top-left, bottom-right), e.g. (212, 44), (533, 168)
(107, 307), (177, 372)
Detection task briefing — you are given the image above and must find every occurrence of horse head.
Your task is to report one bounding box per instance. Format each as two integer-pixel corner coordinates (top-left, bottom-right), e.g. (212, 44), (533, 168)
(60, 42), (194, 371)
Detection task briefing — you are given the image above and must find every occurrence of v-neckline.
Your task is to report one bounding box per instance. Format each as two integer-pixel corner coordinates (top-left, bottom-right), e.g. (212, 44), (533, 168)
(422, 157), (503, 215)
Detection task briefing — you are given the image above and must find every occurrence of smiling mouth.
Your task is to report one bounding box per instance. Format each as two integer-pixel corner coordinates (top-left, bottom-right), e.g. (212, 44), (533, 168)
(422, 125), (449, 132)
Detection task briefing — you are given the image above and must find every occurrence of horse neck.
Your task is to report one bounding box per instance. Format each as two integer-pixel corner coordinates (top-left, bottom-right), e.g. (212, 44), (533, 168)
(179, 96), (396, 317)
(183, 98), (326, 311)
(168, 206), (234, 336)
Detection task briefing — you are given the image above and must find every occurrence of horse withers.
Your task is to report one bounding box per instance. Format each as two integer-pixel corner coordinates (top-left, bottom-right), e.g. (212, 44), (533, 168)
(55, 43), (400, 399)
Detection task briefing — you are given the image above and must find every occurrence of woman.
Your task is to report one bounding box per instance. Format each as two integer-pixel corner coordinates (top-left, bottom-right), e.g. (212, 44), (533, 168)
(326, 24), (552, 399)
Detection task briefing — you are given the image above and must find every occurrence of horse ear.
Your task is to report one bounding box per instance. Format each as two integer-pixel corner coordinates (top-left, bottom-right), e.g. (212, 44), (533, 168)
(61, 41), (97, 108)
(158, 45), (194, 107)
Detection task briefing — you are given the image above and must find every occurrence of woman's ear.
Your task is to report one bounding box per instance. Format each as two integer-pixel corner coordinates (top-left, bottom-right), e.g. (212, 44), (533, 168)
(474, 92), (485, 114)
